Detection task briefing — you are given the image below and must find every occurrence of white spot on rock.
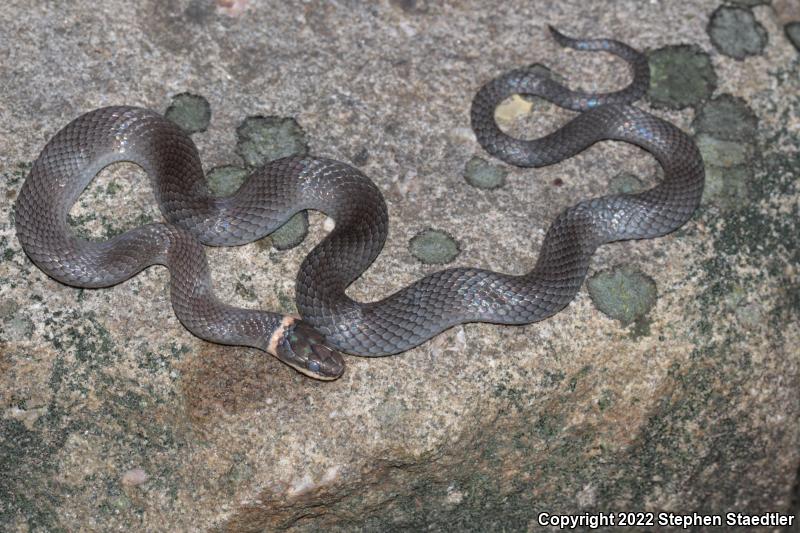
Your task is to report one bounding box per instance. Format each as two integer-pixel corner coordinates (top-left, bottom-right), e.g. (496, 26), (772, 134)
(5, 406), (47, 431)
(216, 0), (248, 16)
(446, 483), (464, 505)
(322, 465), (340, 484)
(288, 473), (315, 496)
(121, 468), (148, 487)
(576, 483), (596, 507)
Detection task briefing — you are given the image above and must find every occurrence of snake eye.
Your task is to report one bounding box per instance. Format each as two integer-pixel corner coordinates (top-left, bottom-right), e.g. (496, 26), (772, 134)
(307, 360), (321, 373)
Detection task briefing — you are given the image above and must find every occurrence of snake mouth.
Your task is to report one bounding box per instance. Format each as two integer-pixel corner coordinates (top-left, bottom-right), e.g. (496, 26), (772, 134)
(274, 319), (345, 380)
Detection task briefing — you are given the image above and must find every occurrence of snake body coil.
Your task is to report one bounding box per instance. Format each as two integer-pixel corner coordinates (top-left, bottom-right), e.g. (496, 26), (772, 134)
(15, 28), (704, 378)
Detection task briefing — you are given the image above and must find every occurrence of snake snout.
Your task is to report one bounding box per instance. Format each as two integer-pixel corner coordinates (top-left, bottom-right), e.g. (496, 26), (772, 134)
(276, 320), (345, 380)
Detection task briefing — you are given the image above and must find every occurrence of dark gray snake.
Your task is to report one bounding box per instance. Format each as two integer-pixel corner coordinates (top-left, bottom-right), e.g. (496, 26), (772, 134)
(15, 28), (704, 380)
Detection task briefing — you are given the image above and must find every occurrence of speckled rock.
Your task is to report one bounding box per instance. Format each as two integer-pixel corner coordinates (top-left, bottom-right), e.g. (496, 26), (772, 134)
(648, 45), (717, 109)
(2, 2), (799, 531)
(708, 6), (769, 60)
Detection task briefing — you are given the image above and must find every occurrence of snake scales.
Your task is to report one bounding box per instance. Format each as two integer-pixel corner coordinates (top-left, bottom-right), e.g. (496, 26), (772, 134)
(15, 28), (704, 380)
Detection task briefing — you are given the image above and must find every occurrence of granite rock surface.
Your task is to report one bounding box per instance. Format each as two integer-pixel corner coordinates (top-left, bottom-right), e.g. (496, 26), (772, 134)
(1, 1), (798, 531)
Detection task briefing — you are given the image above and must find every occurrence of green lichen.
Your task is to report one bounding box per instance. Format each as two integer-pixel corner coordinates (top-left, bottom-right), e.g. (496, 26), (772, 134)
(712, 156), (797, 267)
(273, 285), (296, 315)
(105, 181), (123, 196)
(628, 316), (652, 340)
(67, 210), (155, 241)
(104, 213), (156, 239)
(0, 306), (151, 531)
(138, 341), (189, 375)
(408, 229), (460, 264)
(587, 266), (657, 326)
(164, 93), (212, 134)
(207, 165), (249, 197)
(692, 95), (759, 212)
(4, 161), (31, 187)
(3, 311), (35, 340)
(707, 6), (768, 60)
(568, 364), (593, 392)
(234, 273), (259, 302)
(0, 418), (67, 531)
(270, 211), (309, 250)
(702, 164), (753, 211)
(597, 389), (615, 411)
(693, 102), (799, 348)
(66, 212), (98, 239)
(540, 369), (566, 388)
(1, 235), (16, 262)
(692, 94), (758, 142)
(608, 172), (645, 195)
(224, 452), (255, 496)
(463, 156), (507, 190)
(235, 115), (309, 168)
(695, 134), (752, 168)
(648, 45), (717, 109)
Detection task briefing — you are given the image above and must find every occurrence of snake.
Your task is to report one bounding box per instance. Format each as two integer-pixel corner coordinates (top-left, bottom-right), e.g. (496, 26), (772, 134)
(15, 27), (704, 380)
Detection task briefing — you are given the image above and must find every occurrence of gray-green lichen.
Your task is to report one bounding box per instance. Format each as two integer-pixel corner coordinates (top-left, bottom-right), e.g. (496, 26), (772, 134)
(270, 211), (309, 251)
(707, 6), (768, 60)
(608, 172), (645, 195)
(206, 165), (249, 197)
(408, 229), (460, 264)
(164, 93), (211, 134)
(692, 94), (758, 142)
(235, 116), (309, 168)
(1, 303), (34, 339)
(463, 156), (507, 190)
(702, 165), (754, 211)
(587, 266), (657, 326)
(693, 94), (759, 211)
(648, 45), (717, 109)
(696, 134), (753, 168)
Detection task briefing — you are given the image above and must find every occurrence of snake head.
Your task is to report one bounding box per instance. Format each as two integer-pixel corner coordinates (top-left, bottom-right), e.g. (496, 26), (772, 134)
(274, 320), (345, 380)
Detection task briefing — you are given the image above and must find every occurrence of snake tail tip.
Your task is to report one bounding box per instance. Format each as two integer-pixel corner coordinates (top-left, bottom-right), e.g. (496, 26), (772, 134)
(547, 25), (576, 48)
